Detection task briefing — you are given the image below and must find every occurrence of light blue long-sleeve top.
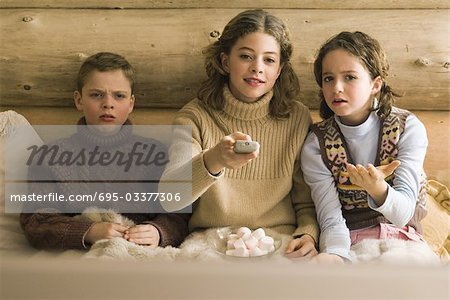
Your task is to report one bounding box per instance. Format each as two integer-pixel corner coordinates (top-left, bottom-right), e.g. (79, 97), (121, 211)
(300, 110), (428, 260)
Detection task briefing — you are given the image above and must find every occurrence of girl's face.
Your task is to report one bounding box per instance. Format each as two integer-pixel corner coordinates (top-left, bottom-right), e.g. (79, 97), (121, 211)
(74, 70), (134, 131)
(321, 49), (381, 126)
(221, 31), (282, 103)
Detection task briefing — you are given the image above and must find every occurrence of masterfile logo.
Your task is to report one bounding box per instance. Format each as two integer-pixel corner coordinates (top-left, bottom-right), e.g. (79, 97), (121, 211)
(26, 141), (169, 172)
(4, 124), (192, 214)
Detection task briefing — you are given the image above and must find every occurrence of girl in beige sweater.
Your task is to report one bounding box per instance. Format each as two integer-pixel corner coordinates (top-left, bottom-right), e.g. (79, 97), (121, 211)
(161, 9), (319, 259)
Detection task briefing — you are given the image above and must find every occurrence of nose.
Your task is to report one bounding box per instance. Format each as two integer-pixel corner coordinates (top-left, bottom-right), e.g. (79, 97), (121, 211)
(102, 94), (114, 109)
(333, 80), (344, 94)
(250, 59), (263, 74)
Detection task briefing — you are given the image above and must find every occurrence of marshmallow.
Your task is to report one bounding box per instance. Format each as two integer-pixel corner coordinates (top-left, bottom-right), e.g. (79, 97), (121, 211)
(237, 227), (251, 240)
(251, 228), (266, 240)
(232, 247), (250, 257)
(258, 236), (275, 251)
(249, 247), (268, 257)
(223, 227), (276, 257)
(244, 236), (259, 250)
(233, 238), (246, 249)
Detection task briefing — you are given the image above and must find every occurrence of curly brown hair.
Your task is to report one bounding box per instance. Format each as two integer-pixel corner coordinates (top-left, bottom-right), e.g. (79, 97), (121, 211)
(197, 9), (300, 118)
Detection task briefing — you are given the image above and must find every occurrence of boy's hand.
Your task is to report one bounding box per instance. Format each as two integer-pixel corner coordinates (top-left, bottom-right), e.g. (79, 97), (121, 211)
(285, 234), (318, 260)
(203, 132), (259, 174)
(85, 222), (129, 244)
(124, 224), (160, 248)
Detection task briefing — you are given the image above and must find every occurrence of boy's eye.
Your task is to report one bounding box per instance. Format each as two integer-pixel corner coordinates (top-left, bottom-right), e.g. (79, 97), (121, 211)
(115, 94), (126, 99)
(90, 92), (103, 98)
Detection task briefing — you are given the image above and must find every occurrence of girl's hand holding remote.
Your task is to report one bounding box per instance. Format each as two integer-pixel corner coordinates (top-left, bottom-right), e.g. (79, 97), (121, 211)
(203, 131), (259, 175)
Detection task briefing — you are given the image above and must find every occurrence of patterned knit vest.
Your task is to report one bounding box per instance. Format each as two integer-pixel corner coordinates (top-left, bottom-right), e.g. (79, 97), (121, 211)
(311, 108), (427, 232)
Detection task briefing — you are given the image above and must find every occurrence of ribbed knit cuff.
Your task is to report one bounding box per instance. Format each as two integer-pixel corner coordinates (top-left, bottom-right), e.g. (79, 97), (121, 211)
(293, 223), (320, 246)
(191, 152), (222, 196)
(63, 221), (95, 250)
(199, 151), (225, 179)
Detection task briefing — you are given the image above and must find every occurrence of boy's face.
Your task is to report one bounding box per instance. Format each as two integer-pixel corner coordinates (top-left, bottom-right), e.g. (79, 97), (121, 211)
(74, 70), (134, 128)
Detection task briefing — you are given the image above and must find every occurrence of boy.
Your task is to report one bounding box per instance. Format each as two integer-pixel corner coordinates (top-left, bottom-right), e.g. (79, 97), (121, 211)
(20, 52), (189, 250)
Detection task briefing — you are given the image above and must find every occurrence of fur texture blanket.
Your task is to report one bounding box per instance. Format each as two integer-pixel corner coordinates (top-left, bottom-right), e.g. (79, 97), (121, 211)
(77, 208), (440, 265)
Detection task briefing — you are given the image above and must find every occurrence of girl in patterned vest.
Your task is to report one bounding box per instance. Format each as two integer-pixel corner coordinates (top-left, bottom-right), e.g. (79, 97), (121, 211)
(301, 31), (437, 263)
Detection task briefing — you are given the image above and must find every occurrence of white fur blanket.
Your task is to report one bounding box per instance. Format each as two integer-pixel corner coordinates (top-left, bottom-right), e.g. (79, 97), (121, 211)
(0, 208), (440, 266)
(79, 208), (293, 262)
(76, 209), (440, 265)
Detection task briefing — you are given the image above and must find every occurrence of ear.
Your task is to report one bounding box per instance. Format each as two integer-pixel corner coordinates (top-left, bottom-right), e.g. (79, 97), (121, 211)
(220, 52), (230, 73)
(371, 76), (382, 95)
(128, 95), (135, 114)
(74, 91), (83, 111)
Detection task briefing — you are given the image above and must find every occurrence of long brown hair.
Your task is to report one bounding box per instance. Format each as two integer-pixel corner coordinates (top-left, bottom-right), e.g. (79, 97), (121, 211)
(197, 9), (300, 118)
(313, 31), (401, 120)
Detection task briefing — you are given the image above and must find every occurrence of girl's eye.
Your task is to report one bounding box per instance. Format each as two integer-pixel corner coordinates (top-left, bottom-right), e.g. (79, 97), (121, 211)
(346, 75), (356, 80)
(323, 76), (333, 83)
(265, 57), (276, 64)
(240, 54), (252, 60)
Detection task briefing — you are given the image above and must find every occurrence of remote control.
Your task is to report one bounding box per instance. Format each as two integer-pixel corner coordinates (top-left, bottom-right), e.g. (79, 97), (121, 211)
(233, 140), (259, 154)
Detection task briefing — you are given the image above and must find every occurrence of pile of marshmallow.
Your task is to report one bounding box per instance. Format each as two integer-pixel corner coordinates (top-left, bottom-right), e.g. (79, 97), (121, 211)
(224, 227), (276, 257)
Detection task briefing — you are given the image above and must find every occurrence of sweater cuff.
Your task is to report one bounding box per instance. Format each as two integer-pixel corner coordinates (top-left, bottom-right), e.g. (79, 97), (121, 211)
(64, 221), (95, 250)
(199, 150), (225, 179)
(191, 152), (222, 195)
(293, 223), (319, 246)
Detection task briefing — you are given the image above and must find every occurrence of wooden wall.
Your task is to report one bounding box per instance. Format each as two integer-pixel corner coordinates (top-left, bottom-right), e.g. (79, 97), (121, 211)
(0, 1), (449, 110)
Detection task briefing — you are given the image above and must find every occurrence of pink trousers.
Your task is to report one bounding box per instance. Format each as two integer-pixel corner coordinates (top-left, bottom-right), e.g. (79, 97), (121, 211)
(350, 223), (424, 245)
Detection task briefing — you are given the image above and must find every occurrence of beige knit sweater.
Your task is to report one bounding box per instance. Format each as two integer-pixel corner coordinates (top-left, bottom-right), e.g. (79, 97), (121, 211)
(161, 87), (319, 240)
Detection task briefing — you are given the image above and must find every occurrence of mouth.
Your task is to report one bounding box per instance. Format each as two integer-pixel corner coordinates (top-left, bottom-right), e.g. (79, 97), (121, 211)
(244, 77), (266, 85)
(332, 98), (348, 104)
(99, 114), (116, 121)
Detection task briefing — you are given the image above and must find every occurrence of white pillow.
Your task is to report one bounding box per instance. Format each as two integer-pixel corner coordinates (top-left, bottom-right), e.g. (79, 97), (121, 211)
(0, 110), (44, 213)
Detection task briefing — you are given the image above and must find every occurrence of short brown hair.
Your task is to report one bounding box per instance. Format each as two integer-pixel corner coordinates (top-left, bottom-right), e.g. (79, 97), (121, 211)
(76, 52), (135, 93)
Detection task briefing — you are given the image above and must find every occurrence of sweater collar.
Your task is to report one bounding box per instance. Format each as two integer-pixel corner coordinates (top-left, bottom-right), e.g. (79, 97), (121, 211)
(75, 117), (133, 147)
(222, 86), (272, 120)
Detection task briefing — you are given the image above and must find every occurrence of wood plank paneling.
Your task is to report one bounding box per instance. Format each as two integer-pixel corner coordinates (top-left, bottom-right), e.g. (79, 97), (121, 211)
(1, 9), (448, 110)
(1, 0), (449, 9)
